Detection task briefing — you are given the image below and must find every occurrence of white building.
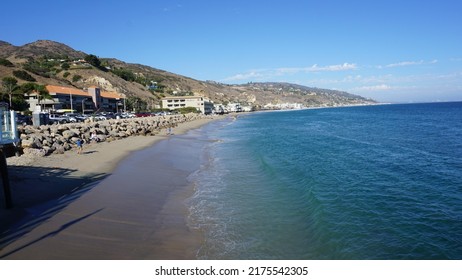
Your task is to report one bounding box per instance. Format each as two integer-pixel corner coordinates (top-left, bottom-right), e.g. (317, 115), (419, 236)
(263, 102), (304, 110)
(241, 105), (253, 112)
(161, 96), (214, 114)
(226, 103), (242, 112)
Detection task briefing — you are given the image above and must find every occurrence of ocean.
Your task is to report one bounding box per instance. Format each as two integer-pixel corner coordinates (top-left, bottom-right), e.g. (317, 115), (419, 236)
(187, 102), (462, 259)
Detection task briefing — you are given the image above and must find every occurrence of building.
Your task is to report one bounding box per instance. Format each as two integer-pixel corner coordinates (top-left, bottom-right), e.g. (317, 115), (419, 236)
(25, 85), (125, 113)
(263, 102), (305, 110)
(161, 96), (214, 114)
(226, 102), (243, 113)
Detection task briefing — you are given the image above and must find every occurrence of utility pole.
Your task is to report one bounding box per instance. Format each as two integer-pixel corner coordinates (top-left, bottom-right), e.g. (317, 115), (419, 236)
(69, 89), (73, 112)
(81, 98), (87, 114)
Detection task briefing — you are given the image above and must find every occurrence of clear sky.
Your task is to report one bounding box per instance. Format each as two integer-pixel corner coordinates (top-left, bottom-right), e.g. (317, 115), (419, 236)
(1, 0), (461, 103)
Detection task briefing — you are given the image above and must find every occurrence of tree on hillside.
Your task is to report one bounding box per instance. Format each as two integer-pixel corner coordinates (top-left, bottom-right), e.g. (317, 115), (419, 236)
(0, 58), (14, 67)
(85, 54), (103, 69)
(23, 58), (52, 78)
(72, 74), (82, 82)
(1, 77), (18, 108)
(13, 70), (36, 82)
(112, 68), (136, 82)
(61, 62), (70, 70)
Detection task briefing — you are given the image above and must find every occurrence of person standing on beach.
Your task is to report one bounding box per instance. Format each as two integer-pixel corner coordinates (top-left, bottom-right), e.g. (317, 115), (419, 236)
(76, 138), (83, 154)
(90, 132), (99, 142)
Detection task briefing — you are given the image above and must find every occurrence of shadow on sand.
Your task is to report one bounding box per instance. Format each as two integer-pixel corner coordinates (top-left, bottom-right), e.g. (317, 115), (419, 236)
(0, 165), (108, 252)
(0, 208), (104, 259)
(81, 150), (98, 155)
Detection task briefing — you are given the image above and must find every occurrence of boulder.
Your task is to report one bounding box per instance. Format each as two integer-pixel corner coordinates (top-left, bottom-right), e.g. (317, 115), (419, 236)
(21, 139), (36, 148)
(42, 146), (53, 156)
(42, 139), (51, 146)
(63, 143), (71, 151)
(56, 125), (68, 133)
(52, 143), (65, 154)
(33, 138), (43, 149)
(44, 136), (53, 145)
(97, 127), (108, 135)
(23, 148), (46, 157)
(62, 129), (77, 140)
(96, 134), (107, 142)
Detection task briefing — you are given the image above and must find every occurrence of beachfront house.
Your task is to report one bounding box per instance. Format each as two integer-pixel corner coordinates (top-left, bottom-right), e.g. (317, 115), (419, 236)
(161, 96), (214, 114)
(25, 85), (126, 113)
(226, 102), (243, 113)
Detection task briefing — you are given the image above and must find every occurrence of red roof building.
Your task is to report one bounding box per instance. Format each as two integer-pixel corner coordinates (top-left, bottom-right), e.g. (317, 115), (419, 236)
(26, 85), (126, 113)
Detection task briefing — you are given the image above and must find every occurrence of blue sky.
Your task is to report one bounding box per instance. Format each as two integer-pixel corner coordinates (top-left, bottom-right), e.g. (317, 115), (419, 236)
(1, 0), (461, 103)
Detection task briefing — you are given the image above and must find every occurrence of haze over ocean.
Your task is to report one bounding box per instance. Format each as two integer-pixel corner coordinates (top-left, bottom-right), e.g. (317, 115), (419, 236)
(189, 103), (462, 259)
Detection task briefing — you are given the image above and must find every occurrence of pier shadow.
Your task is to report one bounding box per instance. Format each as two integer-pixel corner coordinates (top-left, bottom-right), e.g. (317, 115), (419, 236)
(0, 208), (103, 259)
(0, 165), (108, 251)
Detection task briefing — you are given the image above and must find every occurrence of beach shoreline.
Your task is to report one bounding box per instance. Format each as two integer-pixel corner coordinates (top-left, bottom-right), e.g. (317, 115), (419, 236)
(0, 115), (227, 259)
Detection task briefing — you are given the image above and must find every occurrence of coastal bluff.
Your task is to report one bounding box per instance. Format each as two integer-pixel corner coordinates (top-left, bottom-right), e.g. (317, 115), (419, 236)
(16, 113), (206, 157)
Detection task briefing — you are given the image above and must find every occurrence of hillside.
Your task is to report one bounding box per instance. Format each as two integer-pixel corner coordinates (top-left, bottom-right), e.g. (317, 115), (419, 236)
(0, 40), (375, 110)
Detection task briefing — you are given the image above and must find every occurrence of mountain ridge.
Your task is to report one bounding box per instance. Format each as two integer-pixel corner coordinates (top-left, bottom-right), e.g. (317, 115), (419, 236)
(0, 40), (375, 110)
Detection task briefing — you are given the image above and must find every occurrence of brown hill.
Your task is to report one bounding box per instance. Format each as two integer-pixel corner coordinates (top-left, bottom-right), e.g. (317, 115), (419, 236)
(1, 40), (85, 61)
(0, 41), (17, 57)
(0, 40), (375, 110)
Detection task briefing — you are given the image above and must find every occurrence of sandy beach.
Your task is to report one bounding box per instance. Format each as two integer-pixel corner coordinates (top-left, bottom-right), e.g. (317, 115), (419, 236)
(0, 115), (225, 259)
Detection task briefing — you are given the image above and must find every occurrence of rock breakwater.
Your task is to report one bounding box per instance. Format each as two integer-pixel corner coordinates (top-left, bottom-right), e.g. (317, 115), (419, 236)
(17, 113), (205, 157)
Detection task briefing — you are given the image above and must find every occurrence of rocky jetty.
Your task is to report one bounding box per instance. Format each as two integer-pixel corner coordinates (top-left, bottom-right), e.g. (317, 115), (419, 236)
(16, 113), (204, 157)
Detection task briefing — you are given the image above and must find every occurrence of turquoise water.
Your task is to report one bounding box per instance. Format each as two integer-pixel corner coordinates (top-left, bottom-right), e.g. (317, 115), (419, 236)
(188, 102), (462, 259)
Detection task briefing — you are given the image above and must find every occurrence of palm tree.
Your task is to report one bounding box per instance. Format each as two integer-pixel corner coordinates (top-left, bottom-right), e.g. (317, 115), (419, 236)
(1, 77), (18, 108)
(22, 83), (51, 111)
(33, 84), (51, 111)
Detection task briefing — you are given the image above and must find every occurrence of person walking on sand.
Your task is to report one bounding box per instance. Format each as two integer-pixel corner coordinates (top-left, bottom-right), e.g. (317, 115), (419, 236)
(76, 138), (83, 154)
(90, 132), (99, 142)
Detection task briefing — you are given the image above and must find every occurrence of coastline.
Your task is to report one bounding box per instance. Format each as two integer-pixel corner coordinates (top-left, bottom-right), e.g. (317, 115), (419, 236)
(0, 115), (226, 259)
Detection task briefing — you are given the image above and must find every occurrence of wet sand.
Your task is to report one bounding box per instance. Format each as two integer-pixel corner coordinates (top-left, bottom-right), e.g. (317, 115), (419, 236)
(0, 116), (225, 259)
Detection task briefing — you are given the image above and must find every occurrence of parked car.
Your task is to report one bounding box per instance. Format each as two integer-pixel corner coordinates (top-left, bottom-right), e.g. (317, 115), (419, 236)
(92, 112), (116, 121)
(103, 112), (116, 119)
(77, 114), (90, 122)
(16, 115), (32, 126)
(94, 113), (108, 121)
(121, 112), (136, 118)
(134, 112), (153, 117)
(63, 113), (88, 122)
(48, 114), (70, 124)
